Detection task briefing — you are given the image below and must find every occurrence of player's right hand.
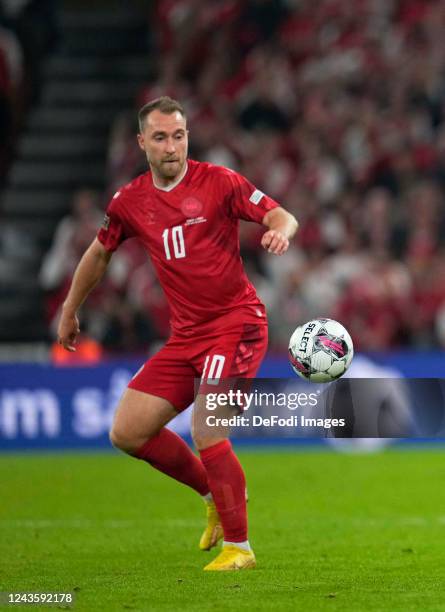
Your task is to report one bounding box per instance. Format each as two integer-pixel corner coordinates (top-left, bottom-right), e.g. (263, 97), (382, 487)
(261, 229), (289, 255)
(57, 311), (80, 352)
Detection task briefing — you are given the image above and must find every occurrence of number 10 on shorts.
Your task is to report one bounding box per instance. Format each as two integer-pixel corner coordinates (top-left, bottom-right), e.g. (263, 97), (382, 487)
(202, 354), (226, 385)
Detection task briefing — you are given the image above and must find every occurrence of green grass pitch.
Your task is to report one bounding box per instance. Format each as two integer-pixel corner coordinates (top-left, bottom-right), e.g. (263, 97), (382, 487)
(1, 447), (445, 611)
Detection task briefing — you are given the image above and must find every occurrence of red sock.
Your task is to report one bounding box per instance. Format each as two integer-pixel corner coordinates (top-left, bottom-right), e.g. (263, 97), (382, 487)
(200, 440), (247, 542)
(135, 428), (209, 496)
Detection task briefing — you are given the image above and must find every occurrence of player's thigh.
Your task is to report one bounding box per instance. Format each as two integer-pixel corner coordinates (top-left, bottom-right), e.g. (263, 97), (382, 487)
(110, 388), (178, 453)
(111, 340), (196, 452)
(128, 338), (196, 413)
(192, 322), (268, 449)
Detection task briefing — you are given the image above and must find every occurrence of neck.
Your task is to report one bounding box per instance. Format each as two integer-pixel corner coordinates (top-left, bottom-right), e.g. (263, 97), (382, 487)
(151, 161), (188, 190)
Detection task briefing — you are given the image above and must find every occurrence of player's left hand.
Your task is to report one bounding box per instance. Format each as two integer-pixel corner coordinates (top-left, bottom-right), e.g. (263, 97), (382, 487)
(261, 230), (289, 255)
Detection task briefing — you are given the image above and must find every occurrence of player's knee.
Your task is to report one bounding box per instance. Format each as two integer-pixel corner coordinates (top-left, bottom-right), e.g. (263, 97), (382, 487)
(191, 429), (220, 451)
(109, 427), (139, 454)
(191, 423), (204, 450)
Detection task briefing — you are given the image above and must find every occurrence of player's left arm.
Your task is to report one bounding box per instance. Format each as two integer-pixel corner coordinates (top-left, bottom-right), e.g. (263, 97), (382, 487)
(261, 207), (298, 256)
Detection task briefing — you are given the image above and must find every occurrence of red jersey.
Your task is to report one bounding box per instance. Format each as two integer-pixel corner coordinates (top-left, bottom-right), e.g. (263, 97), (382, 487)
(97, 160), (279, 336)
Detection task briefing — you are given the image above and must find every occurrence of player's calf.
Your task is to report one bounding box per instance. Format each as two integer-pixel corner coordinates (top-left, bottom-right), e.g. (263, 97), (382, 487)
(193, 398), (251, 560)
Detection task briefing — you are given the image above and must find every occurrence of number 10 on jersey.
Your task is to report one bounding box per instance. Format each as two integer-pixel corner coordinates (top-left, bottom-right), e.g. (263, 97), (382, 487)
(162, 226), (186, 260)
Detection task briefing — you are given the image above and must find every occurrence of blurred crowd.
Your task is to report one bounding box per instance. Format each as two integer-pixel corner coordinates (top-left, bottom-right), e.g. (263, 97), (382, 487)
(0, 0), (56, 182)
(40, 0), (445, 353)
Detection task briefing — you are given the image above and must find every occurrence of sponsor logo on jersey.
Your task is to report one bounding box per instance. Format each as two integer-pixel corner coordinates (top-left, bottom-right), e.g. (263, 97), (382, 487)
(249, 189), (264, 205)
(185, 216), (207, 226)
(181, 197), (203, 218)
(101, 214), (110, 230)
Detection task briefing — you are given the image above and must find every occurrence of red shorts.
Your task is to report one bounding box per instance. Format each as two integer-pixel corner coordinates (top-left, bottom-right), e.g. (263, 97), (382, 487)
(128, 310), (268, 412)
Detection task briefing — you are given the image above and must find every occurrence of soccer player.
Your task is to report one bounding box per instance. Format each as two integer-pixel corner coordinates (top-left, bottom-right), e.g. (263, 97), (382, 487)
(57, 96), (298, 570)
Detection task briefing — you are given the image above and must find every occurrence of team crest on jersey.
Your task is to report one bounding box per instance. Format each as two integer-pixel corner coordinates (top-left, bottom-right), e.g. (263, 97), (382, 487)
(181, 197), (203, 218)
(101, 214), (110, 230)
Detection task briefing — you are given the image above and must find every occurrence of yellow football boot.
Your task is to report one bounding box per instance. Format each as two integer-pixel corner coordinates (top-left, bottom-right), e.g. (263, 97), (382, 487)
(199, 499), (223, 551)
(203, 544), (256, 571)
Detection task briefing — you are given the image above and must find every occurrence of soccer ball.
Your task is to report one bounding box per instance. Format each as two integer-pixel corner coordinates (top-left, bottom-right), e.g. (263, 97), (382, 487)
(288, 318), (354, 383)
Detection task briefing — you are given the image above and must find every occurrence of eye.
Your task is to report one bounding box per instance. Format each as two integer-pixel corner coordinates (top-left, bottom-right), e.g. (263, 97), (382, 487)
(154, 135), (164, 142)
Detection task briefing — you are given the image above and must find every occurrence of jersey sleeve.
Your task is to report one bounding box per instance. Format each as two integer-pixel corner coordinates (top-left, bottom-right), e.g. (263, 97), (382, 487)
(97, 190), (132, 252)
(223, 169), (280, 223)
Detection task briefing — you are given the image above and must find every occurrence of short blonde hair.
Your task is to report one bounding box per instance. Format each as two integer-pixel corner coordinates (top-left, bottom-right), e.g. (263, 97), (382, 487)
(138, 96), (185, 132)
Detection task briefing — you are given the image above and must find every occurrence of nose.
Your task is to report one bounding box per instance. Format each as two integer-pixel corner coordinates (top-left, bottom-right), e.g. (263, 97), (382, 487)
(165, 137), (176, 153)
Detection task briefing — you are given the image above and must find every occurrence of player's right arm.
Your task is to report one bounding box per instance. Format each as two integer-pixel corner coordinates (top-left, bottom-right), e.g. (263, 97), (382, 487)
(57, 238), (112, 351)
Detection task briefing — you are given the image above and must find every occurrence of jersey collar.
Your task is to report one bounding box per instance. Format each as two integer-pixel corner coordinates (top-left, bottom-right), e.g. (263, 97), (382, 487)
(152, 161), (189, 192)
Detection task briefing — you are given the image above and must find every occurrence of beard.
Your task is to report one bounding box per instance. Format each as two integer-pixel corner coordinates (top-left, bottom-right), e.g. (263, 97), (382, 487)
(151, 157), (185, 181)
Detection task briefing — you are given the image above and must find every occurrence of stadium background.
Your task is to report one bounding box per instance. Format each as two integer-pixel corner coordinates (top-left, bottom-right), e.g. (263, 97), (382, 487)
(1, 1), (445, 610)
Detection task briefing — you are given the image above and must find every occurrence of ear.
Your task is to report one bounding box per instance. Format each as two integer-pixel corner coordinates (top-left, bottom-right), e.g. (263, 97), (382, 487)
(137, 133), (145, 151)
